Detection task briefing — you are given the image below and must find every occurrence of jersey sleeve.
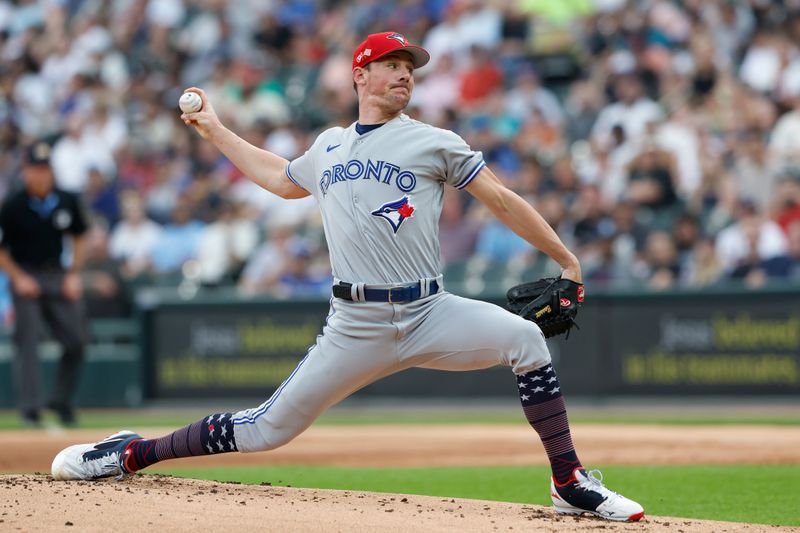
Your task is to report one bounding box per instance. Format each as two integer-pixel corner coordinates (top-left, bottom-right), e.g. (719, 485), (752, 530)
(287, 132), (329, 194)
(438, 129), (486, 190)
(285, 149), (315, 194)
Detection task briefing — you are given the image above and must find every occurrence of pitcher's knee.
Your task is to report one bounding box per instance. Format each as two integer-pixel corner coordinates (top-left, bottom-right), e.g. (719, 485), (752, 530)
(508, 322), (551, 374)
(233, 422), (297, 453)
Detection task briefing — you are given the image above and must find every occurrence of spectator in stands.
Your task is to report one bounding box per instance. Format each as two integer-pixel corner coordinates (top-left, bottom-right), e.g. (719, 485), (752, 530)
(564, 80), (604, 145)
(571, 184), (612, 253)
(608, 199), (649, 272)
(195, 201), (259, 286)
(271, 239), (332, 299)
(624, 143), (681, 228)
(673, 212), (702, 272)
(144, 157), (190, 225)
(768, 95), (800, 168)
(109, 191), (162, 281)
(83, 166), (120, 227)
(772, 176), (800, 234)
(585, 124), (639, 203)
(238, 224), (298, 295)
(746, 220), (800, 283)
(716, 199), (788, 277)
(636, 231), (681, 290)
(459, 46), (503, 109)
(0, 141), (88, 426)
(505, 66), (564, 127)
(474, 208), (532, 264)
(680, 236), (724, 289)
(590, 73), (664, 152)
(439, 187), (480, 266)
(148, 197), (205, 277)
(51, 111), (93, 193)
(770, 221), (800, 281)
(412, 52), (460, 125)
(730, 128), (783, 211)
(80, 215), (130, 319)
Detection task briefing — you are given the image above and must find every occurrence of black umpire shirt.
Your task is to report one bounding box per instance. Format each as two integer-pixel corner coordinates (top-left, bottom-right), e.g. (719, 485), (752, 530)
(0, 188), (88, 270)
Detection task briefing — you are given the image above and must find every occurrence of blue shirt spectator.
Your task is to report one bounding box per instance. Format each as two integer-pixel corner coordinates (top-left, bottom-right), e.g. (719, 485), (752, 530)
(475, 219), (531, 262)
(149, 203), (205, 274)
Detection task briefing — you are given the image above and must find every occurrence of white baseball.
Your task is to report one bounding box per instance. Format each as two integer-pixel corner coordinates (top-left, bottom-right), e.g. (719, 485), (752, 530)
(179, 91), (203, 113)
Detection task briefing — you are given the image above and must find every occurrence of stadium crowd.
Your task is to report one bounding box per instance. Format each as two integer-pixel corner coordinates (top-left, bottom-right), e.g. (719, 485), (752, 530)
(2, 0), (800, 322)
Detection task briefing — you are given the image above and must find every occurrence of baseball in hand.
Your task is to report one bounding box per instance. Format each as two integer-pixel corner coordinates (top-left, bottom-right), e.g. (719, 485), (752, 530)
(179, 91), (203, 113)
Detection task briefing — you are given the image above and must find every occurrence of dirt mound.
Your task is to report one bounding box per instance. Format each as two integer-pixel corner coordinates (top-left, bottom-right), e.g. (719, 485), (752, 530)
(0, 474), (790, 532)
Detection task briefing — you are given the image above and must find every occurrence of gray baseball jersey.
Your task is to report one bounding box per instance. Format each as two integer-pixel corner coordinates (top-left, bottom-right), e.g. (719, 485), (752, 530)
(232, 114), (551, 452)
(285, 114), (485, 284)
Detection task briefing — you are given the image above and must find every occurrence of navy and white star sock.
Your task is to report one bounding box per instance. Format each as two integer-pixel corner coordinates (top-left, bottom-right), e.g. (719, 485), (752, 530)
(125, 413), (237, 472)
(516, 364), (582, 485)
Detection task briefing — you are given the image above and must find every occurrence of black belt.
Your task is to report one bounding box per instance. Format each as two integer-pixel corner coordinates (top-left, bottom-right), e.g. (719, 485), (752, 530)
(333, 280), (440, 303)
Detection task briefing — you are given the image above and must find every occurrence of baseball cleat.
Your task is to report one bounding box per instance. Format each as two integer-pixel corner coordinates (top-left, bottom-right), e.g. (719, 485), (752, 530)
(51, 430), (141, 481)
(551, 468), (644, 522)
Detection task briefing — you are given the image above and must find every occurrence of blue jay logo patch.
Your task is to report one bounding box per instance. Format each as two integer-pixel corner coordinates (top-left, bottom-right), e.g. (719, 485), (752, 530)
(387, 33), (408, 46)
(371, 196), (415, 234)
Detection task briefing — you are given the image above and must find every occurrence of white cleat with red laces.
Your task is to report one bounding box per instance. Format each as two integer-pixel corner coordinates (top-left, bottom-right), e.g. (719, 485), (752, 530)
(551, 468), (645, 522)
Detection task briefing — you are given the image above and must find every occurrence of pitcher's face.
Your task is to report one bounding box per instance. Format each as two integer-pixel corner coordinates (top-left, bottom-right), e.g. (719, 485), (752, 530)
(358, 52), (415, 115)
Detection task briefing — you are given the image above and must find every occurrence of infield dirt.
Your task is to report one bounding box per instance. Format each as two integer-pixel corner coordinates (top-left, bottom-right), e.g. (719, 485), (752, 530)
(1, 423), (798, 531)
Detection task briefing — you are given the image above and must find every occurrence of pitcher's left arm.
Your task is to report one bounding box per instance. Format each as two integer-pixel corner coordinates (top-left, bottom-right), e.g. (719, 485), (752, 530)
(464, 167), (581, 283)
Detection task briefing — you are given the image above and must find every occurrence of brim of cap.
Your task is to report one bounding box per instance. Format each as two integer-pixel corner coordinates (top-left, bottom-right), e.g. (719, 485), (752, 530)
(373, 45), (430, 69)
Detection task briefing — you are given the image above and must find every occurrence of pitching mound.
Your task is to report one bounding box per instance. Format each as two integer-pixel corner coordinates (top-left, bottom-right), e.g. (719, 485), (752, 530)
(0, 474), (790, 532)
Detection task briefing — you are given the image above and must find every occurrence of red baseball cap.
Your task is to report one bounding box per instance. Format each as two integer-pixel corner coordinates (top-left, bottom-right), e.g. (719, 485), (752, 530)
(352, 31), (430, 71)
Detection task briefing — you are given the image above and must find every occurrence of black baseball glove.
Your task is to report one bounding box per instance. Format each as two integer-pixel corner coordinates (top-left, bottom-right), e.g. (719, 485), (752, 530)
(506, 277), (584, 338)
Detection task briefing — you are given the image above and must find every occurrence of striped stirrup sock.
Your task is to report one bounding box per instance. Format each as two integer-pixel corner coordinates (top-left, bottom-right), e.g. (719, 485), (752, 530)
(124, 413), (237, 472)
(516, 365), (582, 485)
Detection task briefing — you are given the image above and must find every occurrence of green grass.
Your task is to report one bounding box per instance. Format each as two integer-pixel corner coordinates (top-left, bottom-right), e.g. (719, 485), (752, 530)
(158, 464), (800, 526)
(0, 408), (798, 430)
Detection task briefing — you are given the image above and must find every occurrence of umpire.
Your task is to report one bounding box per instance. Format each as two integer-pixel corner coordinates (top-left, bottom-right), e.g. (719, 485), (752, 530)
(0, 141), (88, 426)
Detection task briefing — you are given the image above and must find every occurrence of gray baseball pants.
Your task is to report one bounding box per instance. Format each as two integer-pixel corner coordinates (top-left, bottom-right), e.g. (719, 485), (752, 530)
(232, 291), (550, 452)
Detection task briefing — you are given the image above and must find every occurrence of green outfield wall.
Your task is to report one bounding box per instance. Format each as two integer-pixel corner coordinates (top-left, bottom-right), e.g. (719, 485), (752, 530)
(0, 286), (797, 407)
(136, 286), (800, 400)
(0, 319), (142, 407)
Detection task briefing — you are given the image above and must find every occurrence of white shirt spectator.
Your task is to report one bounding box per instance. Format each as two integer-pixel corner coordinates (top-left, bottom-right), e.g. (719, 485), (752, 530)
(232, 90), (290, 130)
(591, 97), (663, 151)
(701, 2), (755, 69)
(12, 72), (57, 137)
(505, 82), (564, 126)
(229, 180), (317, 230)
(51, 133), (91, 192)
(145, 0), (185, 28)
(456, 4), (502, 52)
(655, 119), (701, 197)
(768, 109), (800, 164)
(196, 216), (259, 284)
(83, 108), (128, 155)
(40, 42), (83, 96)
(239, 241), (284, 293)
(422, 17), (463, 70)
(176, 9), (223, 56)
(739, 42), (782, 93)
(715, 218), (789, 273)
(98, 48), (130, 91)
(109, 219), (163, 276)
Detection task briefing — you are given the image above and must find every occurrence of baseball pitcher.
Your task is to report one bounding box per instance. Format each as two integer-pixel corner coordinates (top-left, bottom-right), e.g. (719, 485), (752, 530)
(52, 32), (643, 522)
